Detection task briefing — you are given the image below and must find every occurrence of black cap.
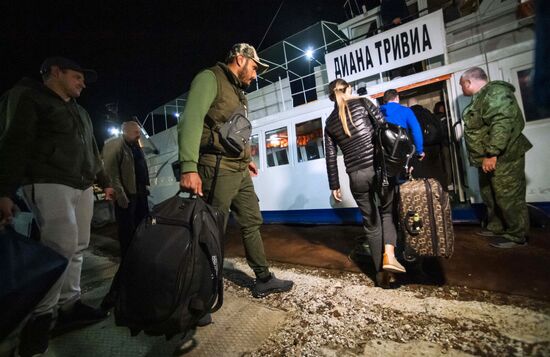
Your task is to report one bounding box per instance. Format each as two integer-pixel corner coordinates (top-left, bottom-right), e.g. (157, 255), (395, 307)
(40, 57), (98, 83)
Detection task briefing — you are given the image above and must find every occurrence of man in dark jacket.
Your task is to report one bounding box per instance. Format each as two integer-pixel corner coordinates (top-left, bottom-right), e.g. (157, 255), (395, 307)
(100, 120), (150, 310)
(407, 98), (447, 186)
(0, 57), (114, 356)
(380, 0), (410, 28)
(178, 43), (293, 303)
(460, 67), (533, 248)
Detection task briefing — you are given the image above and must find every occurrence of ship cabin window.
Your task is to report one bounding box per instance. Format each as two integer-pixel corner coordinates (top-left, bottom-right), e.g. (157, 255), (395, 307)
(517, 68), (550, 122)
(296, 118), (324, 163)
(250, 134), (260, 168)
(350, 20), (378, 40)
(265, 127), (289, 167)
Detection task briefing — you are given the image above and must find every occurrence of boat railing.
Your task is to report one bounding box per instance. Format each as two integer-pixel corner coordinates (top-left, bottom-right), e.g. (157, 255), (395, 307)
(138, 0), (531, 138)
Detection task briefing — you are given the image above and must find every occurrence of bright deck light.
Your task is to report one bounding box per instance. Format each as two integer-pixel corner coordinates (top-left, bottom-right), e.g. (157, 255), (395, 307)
(108, 127), (120, 136)
(305, 48), (314, 60)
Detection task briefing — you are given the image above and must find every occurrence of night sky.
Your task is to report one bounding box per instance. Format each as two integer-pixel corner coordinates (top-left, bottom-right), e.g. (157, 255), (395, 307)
(1, 1), (370, 139)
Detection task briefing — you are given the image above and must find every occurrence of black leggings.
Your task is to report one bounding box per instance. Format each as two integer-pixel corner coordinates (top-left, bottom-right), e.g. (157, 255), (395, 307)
(349, 167), (397, 271)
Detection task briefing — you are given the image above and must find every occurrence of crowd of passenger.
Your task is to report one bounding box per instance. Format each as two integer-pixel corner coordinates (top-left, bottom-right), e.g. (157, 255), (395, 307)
(0, 31), (533, 356)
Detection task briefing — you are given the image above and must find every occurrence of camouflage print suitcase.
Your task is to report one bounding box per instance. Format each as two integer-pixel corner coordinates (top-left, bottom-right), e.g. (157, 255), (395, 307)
(399, 178), (454, 260)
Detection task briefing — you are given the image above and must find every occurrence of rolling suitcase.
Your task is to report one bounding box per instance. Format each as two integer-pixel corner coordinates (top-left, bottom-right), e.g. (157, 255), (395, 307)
(399, 178), (454, 261)
(114, 193), (225, 339)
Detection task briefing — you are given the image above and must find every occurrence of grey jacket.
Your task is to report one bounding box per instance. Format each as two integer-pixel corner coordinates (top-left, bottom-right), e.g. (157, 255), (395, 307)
(102, 136), (149, 206)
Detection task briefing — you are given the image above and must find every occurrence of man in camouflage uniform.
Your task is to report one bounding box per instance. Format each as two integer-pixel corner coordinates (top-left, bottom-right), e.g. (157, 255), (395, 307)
(460, 67), (532, 248)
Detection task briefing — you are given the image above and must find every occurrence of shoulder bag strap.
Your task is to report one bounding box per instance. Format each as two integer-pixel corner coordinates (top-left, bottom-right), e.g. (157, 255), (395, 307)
(206, 154), (222, 205)
(359, 98), (389, 189)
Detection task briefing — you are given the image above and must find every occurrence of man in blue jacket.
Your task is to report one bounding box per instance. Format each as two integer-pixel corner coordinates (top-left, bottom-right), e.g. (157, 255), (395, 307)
(380, 89), (425, 160)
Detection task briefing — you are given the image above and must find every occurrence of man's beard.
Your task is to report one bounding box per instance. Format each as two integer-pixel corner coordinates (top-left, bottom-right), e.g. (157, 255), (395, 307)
(237, 60), (250, 89)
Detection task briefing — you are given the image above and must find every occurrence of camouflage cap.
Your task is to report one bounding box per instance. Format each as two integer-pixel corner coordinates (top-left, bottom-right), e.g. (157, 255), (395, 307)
(228, 43), (269, 74)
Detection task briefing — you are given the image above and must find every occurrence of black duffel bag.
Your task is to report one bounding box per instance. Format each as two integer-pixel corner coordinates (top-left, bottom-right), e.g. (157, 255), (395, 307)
(0, 226), (68, 340)
(114, 193), (225, 339)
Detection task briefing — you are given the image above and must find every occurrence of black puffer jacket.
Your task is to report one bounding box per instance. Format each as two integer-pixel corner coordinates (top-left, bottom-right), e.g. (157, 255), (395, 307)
(324, 98), (384, 190)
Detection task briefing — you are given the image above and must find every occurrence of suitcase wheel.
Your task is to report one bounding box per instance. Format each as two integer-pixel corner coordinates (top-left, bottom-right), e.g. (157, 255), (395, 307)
(402, 251), (417, 263)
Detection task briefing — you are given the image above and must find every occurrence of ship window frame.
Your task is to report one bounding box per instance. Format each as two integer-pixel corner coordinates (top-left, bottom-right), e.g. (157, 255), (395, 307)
(294, 117), (325, 164)
(264, 125), (291, 168)
(249, 133), (261, 170)
(513, 66), (550, 123)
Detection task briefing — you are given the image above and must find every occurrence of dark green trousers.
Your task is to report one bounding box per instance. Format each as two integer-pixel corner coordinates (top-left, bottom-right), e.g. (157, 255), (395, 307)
(478, 156), (529, 243)
(199, 165), (270, 279)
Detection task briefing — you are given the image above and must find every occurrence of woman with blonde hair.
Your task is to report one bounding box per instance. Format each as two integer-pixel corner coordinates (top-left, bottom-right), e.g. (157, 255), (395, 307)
(324, 78), (406, 287)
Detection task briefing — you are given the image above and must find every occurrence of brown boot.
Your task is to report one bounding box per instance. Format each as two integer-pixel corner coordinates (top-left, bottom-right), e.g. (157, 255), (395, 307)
(383, 253), (406, 273)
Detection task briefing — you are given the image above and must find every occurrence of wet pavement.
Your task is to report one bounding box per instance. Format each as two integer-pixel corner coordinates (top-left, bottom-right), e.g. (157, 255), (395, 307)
(224, 223), (550, 301)
(3, 222), (549, 356)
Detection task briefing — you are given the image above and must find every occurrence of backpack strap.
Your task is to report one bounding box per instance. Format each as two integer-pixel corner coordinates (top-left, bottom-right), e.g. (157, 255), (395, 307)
(376, 130), (390, 188)
(359, 98), (389, 189)
(360, 98), (385, 128)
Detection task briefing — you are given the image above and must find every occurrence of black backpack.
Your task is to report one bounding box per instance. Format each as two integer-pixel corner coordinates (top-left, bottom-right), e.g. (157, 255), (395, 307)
(361, 99), (415, 178)
(114, 193), (225, 339)
(377, 121), (415, 177)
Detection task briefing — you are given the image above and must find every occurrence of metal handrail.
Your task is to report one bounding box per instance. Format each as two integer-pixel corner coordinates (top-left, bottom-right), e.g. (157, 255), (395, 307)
(141, 0), (522, 137)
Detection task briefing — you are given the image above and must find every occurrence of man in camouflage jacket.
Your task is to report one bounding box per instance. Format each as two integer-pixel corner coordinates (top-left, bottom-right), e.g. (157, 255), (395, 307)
(460, 67), (532, 248)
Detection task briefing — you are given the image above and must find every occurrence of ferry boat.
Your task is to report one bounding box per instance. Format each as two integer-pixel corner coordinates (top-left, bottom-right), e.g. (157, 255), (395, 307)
(138, 0), (547, 225)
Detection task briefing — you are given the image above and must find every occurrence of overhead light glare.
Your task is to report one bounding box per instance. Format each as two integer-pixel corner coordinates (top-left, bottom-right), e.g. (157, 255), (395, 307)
(108, 127), (120, 136)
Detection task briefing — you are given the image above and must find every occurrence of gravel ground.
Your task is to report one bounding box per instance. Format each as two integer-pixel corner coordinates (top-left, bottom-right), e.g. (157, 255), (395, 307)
(223, 258), (550, 357)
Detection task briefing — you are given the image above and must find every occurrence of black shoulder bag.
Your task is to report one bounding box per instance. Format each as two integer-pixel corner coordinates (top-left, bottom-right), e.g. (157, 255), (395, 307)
(202, 104), (252, 204)
(217, 105), (252, 156)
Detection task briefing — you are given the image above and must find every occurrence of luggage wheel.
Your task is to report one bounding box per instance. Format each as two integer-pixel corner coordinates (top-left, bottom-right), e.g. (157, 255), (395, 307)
(402, 251), (417, 263)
